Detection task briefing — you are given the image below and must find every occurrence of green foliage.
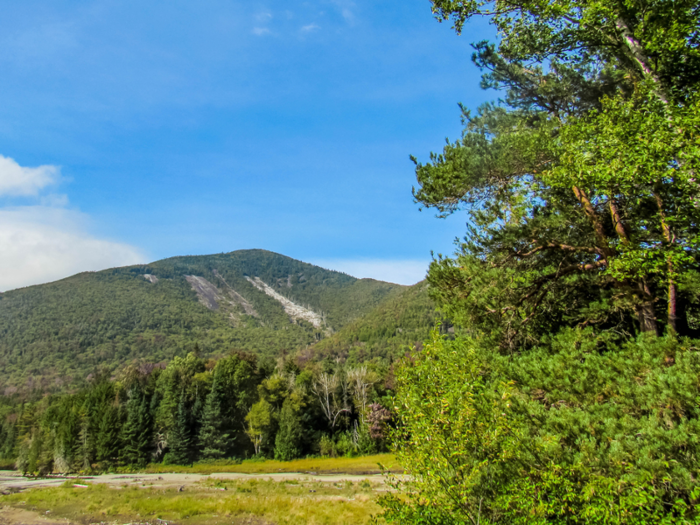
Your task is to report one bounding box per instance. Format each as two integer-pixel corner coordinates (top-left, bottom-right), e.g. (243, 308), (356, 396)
(0, 249), (403, 392)
(96, 404), (121, 467)
(168, 394), (193, 466)
(120, 389), (153, 468)
(274, 398), (304, 461)
(383, 330), (700, 524)
(198, 372), (230, 460)
(311, 281), (440, 365)
(246, 399), (274, 457)
(387, 5), (700, 520)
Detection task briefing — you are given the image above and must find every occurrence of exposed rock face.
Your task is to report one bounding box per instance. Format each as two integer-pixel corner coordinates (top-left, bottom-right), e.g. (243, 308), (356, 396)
(213, 270), (258, 317)
(143, 274), (159, 284)
(245, 276), (324, 328)
(185, 272), (259, 320)
(186, 275), (222, 310)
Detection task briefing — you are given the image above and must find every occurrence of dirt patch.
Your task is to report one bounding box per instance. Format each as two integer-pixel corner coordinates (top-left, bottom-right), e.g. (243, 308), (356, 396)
(0, 506), (71, 525)
(0, 472), (388, 493)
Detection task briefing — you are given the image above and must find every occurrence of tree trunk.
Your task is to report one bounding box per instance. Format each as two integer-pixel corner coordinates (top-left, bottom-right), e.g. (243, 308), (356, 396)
(636, 279), (659, 335)
(653, 190), (678, 332)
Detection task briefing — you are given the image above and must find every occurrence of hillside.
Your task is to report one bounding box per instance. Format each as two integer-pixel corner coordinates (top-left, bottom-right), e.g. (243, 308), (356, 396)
(301, 281), (441, 366)
(0, 250), (407, 392)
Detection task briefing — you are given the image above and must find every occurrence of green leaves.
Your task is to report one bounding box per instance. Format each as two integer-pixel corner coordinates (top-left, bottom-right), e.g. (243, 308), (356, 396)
(382, 329), (700, 524)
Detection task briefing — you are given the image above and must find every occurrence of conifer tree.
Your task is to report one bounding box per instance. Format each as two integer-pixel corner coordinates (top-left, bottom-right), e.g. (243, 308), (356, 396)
(96, 404), (121, 466)
(198, 374), (229, 460)
(121, 389), (153, 467)
(168, 393), (192, 465)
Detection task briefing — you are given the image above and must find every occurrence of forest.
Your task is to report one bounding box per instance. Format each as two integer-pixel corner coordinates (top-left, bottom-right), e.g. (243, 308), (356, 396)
(0, 250), (431, 392)
(0, 349), (394, 473)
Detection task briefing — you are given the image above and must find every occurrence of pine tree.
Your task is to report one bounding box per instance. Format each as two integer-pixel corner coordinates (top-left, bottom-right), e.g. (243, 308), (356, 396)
(198, 374), (230, 460)
(168, 393), (192, 465)
(274, 399), (303, 461)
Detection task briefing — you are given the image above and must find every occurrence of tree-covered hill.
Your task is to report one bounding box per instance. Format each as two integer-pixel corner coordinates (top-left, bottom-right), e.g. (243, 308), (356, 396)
(0, 249), (412, 392)
(303, 281), (442, 366)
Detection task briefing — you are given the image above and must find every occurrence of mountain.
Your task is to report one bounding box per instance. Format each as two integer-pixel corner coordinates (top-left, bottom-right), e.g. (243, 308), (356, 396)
(300, 281), (441, 366)
(0, 250), (410, 392)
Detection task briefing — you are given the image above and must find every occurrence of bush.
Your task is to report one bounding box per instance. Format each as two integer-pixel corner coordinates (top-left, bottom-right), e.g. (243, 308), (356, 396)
(318, 434), (335, 457)
(380, 330), (700, 524)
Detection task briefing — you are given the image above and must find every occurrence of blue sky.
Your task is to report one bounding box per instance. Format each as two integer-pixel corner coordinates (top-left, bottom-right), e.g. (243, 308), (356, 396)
(0, 0), (496, 290)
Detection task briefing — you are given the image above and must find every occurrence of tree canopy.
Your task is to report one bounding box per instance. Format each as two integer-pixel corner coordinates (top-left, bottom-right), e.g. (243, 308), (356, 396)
(382, 0), (700, 523)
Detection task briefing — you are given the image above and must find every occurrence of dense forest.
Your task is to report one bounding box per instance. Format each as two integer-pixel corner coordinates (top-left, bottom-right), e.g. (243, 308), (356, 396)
(0, 349), (395, 472)
(0, 252), (436, 473)
(378, 0), (700, 523)
(0, 250), (418, 392)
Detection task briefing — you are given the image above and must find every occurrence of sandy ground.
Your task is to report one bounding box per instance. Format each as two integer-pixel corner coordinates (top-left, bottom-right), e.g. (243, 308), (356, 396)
(0, 506), (71, 525)
(0, 470), (386, 492)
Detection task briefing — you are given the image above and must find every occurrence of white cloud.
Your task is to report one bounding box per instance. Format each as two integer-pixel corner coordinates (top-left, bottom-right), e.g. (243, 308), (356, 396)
(252, 27), (271, 36)
(0, 154), (60, 196)
(0, 206), (146, 291)
(0, 155), (146, 291)
(311, 258), (428, 285)
(301, 23), (320, 32)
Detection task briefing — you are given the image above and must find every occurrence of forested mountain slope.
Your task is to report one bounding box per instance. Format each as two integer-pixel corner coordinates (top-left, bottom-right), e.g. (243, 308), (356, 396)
(0, 250), (408, 391)
(302, 281), (441, 366)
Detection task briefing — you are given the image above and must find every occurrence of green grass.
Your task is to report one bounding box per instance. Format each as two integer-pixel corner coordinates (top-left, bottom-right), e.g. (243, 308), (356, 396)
(143, 453), (400, 475)
(2, 477), (386, 525)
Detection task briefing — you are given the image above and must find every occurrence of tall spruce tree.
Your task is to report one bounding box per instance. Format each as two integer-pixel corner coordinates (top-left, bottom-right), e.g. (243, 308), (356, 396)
(168, 393), (192, 465)
(198, 374), (230, 460)
(121, 389), (153, 467)
(96, 404), (121, 466)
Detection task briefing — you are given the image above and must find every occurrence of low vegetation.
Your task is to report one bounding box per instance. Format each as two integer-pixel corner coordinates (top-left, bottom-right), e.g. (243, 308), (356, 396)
(143, 453), (398, 475)
(1, 477), (385, 524)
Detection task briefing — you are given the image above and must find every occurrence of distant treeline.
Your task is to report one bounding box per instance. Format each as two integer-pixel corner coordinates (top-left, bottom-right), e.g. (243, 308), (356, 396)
(0, 350), (394, 474)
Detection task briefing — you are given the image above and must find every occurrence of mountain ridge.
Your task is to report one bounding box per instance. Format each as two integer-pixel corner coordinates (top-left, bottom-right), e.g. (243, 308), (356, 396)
(0, 249), (433, 393)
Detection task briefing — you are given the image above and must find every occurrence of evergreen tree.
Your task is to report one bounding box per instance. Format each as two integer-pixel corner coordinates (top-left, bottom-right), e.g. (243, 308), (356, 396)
(121, 389), (153, 467)
(198, 374), (230, 460)
(168, 393), (192, 465)
(274, 398), (303, 461)
(96, 404), (121, 466)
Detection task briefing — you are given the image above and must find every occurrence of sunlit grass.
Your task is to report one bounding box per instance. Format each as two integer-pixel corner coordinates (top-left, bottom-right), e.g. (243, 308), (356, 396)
(3, 477), (386, 525)
(143, 453), (399, 475)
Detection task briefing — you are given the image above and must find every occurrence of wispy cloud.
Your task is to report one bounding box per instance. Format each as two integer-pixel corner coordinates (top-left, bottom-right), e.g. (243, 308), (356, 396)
(301, 23), (320, 33)
(331, 0), (356, 24)
(252, 27), (271, 36)
(255, 10), (273, 22)
(310, 258), (428, 285)
(0, 154), (145, 291)
(0, 154), (60, 196)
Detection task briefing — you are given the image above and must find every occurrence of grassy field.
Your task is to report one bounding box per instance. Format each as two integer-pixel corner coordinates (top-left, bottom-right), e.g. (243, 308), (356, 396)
(1, 476), (386, 525)
(143, 454), (399, 475)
